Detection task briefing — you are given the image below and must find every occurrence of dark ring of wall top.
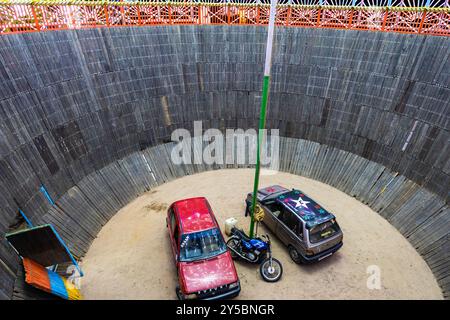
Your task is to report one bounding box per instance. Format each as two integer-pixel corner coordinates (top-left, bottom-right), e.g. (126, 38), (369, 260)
(0, 26), (448, 299)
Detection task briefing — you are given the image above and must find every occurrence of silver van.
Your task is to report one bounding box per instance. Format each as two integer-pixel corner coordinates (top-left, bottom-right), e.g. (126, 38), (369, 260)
(246, 185), (343, 263)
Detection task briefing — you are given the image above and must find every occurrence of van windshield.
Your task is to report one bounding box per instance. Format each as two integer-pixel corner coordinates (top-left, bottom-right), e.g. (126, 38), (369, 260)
(179, 228), (227, 262)
(308, 220), (340, 244)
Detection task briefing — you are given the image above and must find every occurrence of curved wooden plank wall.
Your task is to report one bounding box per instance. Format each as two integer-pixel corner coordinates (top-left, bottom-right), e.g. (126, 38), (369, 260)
(0, 25), (448, 299)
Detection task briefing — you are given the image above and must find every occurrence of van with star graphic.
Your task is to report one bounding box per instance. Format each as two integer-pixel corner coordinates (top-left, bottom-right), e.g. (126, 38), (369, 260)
(245, 186), (343, 264)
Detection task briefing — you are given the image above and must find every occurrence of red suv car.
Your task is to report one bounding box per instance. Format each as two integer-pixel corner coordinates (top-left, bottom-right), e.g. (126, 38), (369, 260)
(166, 197), (240, 300)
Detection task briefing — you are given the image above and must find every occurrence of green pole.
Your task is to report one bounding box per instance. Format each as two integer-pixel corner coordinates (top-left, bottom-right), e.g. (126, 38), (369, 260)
(249, 0), (277, 238)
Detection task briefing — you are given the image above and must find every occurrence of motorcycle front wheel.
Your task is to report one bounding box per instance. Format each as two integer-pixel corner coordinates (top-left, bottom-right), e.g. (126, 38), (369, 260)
(226, 237), (240, 260)
(259, 258), (283, 282)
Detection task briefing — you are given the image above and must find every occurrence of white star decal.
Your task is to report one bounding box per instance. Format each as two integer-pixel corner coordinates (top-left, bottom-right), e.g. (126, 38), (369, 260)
(291, 197), (310, 209)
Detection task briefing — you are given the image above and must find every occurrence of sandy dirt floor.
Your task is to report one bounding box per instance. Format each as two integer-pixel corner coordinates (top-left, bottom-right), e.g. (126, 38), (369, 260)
(80, 169), (442, 299)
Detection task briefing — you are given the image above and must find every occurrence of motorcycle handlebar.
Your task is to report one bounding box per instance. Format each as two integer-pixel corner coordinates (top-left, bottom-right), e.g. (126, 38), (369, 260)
(260, 234), (270, 242)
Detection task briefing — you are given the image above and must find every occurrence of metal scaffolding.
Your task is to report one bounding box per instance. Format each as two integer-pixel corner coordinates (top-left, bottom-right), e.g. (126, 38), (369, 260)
(0, 0), (449, 35)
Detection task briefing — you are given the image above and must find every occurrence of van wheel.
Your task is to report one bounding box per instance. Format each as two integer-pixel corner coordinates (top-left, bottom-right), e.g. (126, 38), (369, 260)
(288, 246), (303, 264)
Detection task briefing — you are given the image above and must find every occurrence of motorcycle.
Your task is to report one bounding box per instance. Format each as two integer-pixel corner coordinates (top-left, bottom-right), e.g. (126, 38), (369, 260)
(226, 227), (283, 282)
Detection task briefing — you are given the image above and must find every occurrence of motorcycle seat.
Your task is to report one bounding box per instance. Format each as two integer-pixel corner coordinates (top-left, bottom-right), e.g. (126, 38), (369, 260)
(232, 227), (252, 242)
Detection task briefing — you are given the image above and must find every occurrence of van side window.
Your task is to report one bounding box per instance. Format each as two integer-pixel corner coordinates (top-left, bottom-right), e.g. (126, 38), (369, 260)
(265, 201), (284, 218)
(279, 209), (303, 238)
(297, 220), (304, 239)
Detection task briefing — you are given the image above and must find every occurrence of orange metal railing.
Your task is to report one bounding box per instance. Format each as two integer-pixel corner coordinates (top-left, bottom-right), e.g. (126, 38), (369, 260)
(0, 2), (449, 36)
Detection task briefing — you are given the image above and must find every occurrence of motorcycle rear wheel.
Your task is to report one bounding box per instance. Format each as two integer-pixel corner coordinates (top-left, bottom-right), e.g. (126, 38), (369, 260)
(226, 238), (240, 259)
(259, 258), (283, 282)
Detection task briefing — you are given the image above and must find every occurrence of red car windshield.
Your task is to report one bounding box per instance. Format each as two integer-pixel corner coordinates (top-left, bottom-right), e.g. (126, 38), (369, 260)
(179, 228), (227, 262)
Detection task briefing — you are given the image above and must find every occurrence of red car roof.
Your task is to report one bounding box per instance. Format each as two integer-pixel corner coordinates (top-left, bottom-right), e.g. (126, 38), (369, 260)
(172, 197), (216, 233)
